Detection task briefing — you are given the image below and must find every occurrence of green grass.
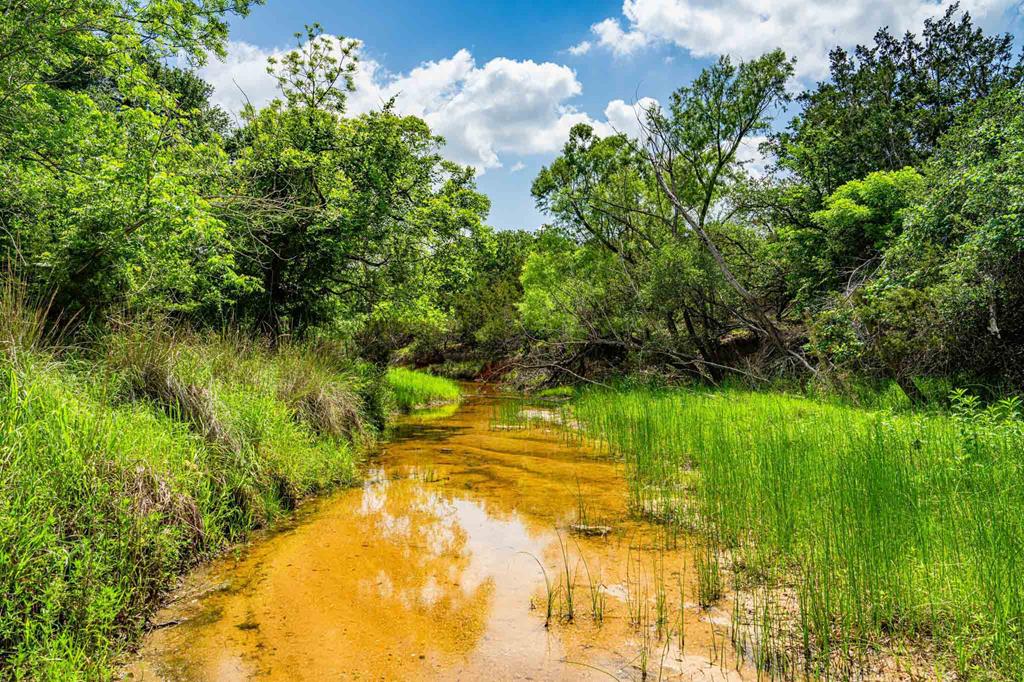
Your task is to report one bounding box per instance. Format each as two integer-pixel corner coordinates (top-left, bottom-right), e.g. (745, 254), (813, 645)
(0, 323), (392, 679)
(536, 385), (575, 399)
(385, 367), (461, 412)
(570, 385), (1024, 679)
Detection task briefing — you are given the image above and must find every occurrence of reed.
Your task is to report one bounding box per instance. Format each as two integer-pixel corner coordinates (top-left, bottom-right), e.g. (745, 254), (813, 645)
(556, 532), (576, 622)
(570, 384), (1024, 677)
(522, 552), (557, 628)
(574, 541), (606, 625)
(695, 544), (723, 609)
(653, 554), (669, 640)
(385, 367), (461, 412)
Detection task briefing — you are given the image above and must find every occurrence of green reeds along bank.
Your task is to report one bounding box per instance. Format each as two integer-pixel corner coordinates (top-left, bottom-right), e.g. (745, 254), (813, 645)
(0, 325), (407, 679)
(571, 386), (1024, 679)
(385, 367), (461, 412)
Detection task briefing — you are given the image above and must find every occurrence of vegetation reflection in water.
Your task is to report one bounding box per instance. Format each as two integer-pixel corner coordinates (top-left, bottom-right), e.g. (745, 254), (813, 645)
(126, 394), (751, 681)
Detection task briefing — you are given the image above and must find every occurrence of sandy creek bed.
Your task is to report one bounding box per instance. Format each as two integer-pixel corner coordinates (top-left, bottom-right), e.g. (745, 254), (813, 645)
(123, 389), (751, 681)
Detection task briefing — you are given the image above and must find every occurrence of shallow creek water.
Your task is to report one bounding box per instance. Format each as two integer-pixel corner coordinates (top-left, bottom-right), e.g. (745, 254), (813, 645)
(124, 388), (752, 681)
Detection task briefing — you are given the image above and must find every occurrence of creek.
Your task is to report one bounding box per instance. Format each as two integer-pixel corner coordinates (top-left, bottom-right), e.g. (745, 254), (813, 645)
(125, 389), (750, 681)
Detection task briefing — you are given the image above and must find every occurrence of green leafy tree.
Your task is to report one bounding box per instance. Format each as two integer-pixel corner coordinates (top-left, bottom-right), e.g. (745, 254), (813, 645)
(268, 24), (359, 114)
(778, 168), (924, 307)
(445, 228), (533, 357)
(532, 121), (774, 381)
(0, 0), (259, 316)
(225, 28), (490, 338)
(879, 85), (1024, 381)
(808, 86), (1024, 396)
(772, 4), (1023, 198)
(643, 50), (800, 360)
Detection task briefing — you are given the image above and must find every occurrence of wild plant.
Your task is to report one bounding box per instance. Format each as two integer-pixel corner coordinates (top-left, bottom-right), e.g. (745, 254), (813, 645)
(574, 540), (606, 625)
(522, 552), (557, 627)
(557, 531), (576, 622)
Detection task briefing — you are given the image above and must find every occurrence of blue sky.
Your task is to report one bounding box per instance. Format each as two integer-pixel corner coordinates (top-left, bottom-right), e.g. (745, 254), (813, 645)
(208, 0), (1024, 230)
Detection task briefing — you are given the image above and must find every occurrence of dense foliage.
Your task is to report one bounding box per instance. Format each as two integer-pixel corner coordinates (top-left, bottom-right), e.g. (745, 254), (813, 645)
(523, 6), (1024, 396)
(2, 2), (1020, 388)
(0, 11), (499, 350)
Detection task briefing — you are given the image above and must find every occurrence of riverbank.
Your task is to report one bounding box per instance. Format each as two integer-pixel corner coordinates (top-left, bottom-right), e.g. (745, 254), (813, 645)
(555, 384), (1024, 680)
(0, 319), (460, 679)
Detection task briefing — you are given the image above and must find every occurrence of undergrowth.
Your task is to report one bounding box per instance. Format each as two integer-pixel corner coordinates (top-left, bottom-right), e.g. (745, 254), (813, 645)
(0, 310), (456, 679)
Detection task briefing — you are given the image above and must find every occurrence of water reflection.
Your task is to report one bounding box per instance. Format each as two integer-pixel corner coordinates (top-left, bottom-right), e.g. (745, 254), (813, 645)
(126, 396), (750, 681)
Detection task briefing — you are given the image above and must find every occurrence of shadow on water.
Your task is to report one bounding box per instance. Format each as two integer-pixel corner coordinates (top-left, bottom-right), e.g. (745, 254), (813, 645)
(386, 419), (468, 444)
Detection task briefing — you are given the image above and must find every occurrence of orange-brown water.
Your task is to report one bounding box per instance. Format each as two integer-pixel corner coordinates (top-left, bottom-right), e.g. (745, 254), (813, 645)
(124, 389), (753, 681)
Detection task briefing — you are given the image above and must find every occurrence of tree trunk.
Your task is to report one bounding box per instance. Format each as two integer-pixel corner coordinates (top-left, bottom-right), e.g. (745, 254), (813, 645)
(894, 373), (926, 405)
(681, 309), (723, 382)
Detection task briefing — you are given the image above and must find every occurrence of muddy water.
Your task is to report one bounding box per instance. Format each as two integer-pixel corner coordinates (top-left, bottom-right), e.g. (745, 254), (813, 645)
(125, 390), (751, 681)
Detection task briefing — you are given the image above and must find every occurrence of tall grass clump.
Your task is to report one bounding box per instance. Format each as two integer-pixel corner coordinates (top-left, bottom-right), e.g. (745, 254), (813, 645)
(385, 367), (461, 412)
(0, 309), (389, 677)
(572, 385), (1024, 678)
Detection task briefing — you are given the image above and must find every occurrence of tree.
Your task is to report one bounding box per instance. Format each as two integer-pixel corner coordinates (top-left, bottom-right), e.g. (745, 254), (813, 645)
(532, 124), (751, 380)
(805, 85), (1024, 398)
(224, 28), (490, 338)
(0, 0), (259, 317)
(772, 4), (1023, 198)
(446, 228), (534, 358)
(780, 168), (925, 308)
(642, 51), (800, 361)
(268, 23), (359, 114)
(879, 85), (1024, 381)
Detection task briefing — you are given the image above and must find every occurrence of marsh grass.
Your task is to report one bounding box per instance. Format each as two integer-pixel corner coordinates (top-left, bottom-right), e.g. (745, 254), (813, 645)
(653, 555), (669, 640)
(489, 395), (577, 435)
(385, 367), (460, 412)
(571, 384), (1024, 677)
(676, 573), (687, 652)
(575, 542), (606, 625)
(556, 532), (576, 622)
(695, 544), (723, 609)
(522, 552), (557, 627)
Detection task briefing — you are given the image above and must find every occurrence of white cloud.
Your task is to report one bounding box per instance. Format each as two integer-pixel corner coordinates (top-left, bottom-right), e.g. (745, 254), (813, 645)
(589, 0), (1020, 78)
(200, 40), (282, 115)
(592, 17), (650, 56)
(601, 97), (660, 140)
(510, 161), (527, 172)
(568, 40), (593, 56)
(735, 135), (770, 178)
(202, 39), (608, 173)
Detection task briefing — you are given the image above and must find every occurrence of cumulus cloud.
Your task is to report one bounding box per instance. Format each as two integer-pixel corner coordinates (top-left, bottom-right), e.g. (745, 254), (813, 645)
(588, 0), (1020, 78)
(592, 17), (650, 56)
(510, 161), (527, 172)
(568, 40), (593, 56)
(601, 97), (660, 139)
(200, 40), (282, 115)
(201, 39), (615, 173)
(735, 135), (771, 178)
